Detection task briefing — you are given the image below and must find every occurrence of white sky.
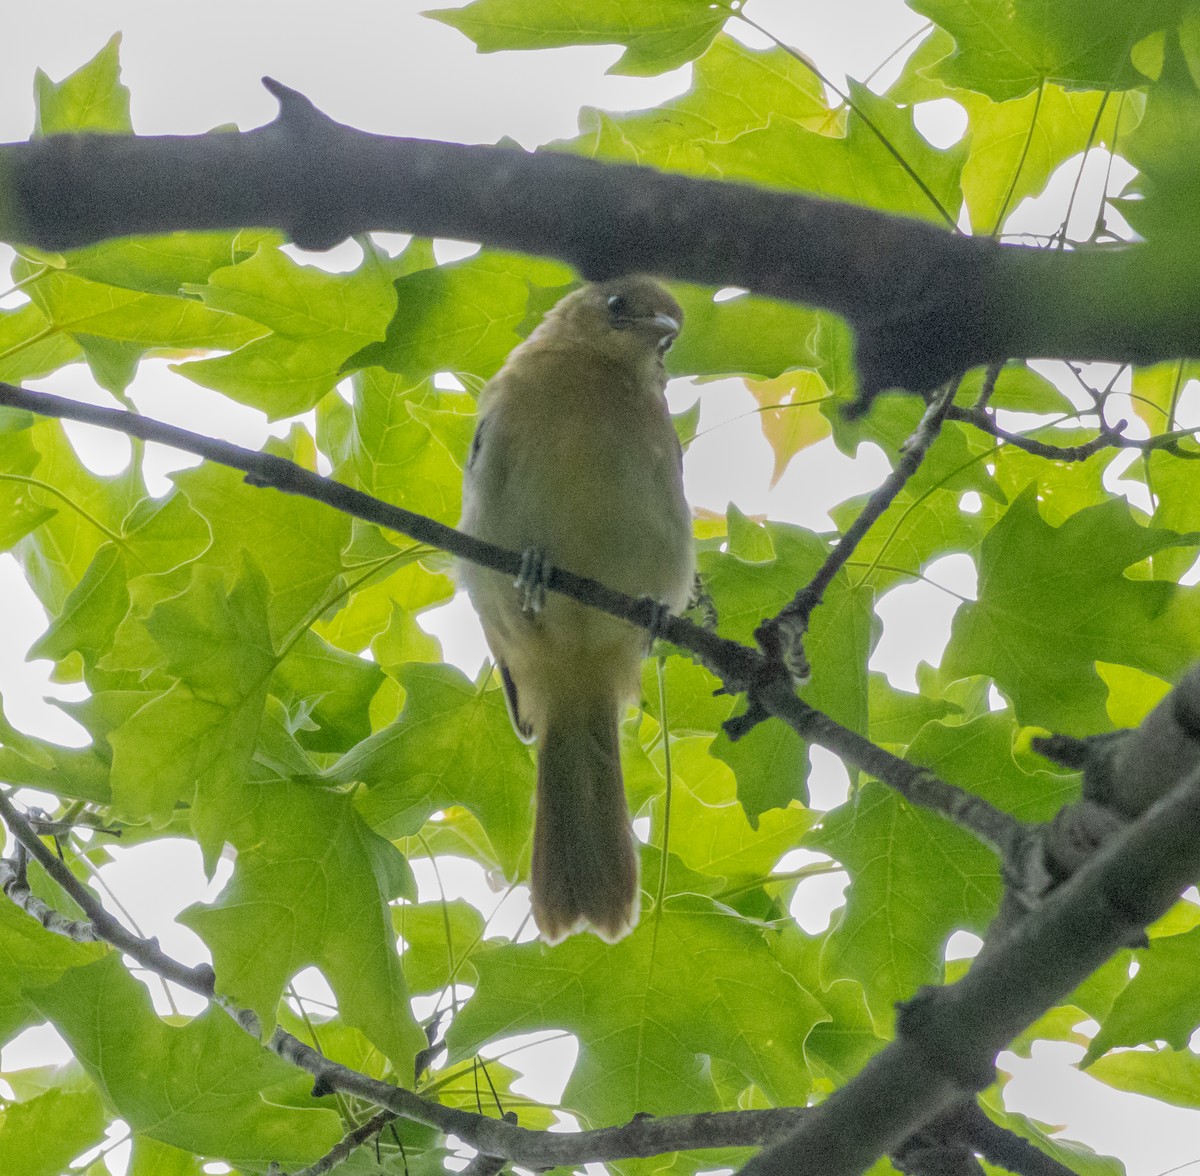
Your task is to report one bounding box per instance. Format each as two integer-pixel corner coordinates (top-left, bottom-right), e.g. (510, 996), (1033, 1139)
(1, 4), (1196, 1175)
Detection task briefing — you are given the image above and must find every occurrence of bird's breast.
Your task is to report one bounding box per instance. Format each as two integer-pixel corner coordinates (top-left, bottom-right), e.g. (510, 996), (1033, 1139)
(462, 354), (694, 608)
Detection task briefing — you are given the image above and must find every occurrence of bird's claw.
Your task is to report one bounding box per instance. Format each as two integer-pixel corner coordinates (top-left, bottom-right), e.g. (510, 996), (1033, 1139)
(515, 548), (552, 614)
(641, 597), (672, 641)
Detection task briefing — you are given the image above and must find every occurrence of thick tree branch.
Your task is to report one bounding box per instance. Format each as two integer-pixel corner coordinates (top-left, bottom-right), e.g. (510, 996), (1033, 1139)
(2, 82), (1199, 401)
(738, 666), (1200, 1176)
(0, 379), (1024, 858)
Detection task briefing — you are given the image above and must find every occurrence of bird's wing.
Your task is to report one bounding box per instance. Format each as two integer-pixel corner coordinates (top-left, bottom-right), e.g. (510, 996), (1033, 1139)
(499, 661), (534, 743)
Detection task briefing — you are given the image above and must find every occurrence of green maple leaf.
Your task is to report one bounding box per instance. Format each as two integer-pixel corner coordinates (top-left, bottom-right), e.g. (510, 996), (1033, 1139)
(33, 33), (130, 135)
(813, 779), (1001, 1027)
(30, 955), (342, 1166)
(182, 779), (425, 1070)
(448, 899), (826, 1124)
(177, 245), (397, 418)
(425, 0), (732, 76)
(332, 663), (536, 877)
(943, 489), (1200, 733)
(911, 0), (1178, 100)
(1087, 925), (1200, 1060)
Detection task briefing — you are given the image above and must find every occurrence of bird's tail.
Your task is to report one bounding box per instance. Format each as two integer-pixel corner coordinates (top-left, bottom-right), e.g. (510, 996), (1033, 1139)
(531, 689), (639, 944)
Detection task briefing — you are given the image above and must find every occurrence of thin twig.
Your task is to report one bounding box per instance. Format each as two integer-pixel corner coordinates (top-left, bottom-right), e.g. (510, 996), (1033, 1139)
(946, 404), (1200, 461)
(974, 362), (1003, 412)
(989, 82), (1046, 239)
(289, 1111), (398, 1176)
(754, 380), (959, 682)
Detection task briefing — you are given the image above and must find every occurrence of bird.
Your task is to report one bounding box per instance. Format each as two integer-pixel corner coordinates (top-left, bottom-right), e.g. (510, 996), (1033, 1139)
(458, 275), (695, 944)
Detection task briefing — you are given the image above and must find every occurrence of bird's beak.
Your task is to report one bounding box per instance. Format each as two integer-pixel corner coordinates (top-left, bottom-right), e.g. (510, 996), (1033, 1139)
(650, 312), (681, 346)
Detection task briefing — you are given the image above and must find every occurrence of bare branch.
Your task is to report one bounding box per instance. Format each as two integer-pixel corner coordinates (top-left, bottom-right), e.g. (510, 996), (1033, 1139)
(0, 856), (100, 944)
(744, 680), (1031, 864)
(754, 380), (960, 682)
(947, 404), (1200, 461)
(0, 379), (1022, 856)
(288, 1111), (397, 1176)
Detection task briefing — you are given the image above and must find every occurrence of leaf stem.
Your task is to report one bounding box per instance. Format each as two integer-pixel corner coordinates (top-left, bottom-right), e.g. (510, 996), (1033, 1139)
(653, 655), (674, 941)
(0, 471), (125, 546)
(990, 80), (1045, 238)
(736, 10), (957, 230)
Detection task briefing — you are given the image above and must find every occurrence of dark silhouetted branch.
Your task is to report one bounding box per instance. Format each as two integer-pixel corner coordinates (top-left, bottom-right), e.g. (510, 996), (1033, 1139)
(2, 82), (1200, 402)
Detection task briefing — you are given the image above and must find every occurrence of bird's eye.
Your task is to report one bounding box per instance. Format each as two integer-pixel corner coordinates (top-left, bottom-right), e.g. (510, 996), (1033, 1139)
(606, 294), (630, 320)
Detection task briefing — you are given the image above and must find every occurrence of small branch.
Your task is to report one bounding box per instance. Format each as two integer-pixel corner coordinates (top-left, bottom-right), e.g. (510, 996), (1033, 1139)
(0, 379), (1019, 855)
(0, 377), (759, 698)
(974, 363), (1003, 413)
(947, 405), (1200, 461)
(895, 1102), (1078, 1176)
(0, 857), (100, 943)
(955, 1104), (1080, 1176)
(267, 1027), (807, 1165)
(289, 1111), (397, 1176)
(460, 1153), (508, 1176)
(756, 380), (959, 680)
(746, 680), (1030, 865)
(0, 788), (215, 994)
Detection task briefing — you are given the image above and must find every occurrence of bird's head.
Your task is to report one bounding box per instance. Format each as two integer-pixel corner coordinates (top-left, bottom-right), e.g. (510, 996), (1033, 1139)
(539, 276), (684, 367)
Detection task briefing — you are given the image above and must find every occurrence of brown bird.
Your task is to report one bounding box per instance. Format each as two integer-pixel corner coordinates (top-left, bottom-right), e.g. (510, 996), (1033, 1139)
(459, 276), (695, 943)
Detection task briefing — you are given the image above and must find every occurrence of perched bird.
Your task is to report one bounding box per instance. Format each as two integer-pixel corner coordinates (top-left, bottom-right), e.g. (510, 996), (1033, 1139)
(459, 276), (695, 944)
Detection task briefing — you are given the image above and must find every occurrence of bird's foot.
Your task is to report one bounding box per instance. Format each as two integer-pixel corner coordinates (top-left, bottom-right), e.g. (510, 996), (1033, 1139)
(515, 548), (552, 614)
(640, 597), (673, 641)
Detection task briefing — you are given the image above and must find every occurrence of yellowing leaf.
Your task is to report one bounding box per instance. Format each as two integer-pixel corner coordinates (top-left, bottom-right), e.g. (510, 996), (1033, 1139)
(745, 370), (832, 487)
